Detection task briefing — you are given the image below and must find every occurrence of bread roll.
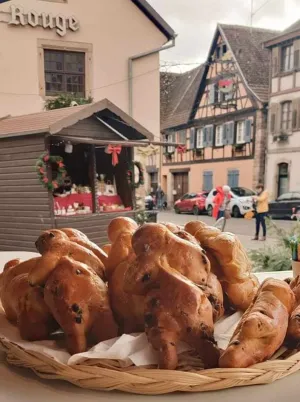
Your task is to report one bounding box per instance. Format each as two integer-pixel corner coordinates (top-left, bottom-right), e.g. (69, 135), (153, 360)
(44, 257), (118, 354)
(219, 279), (295, 368)
(286, 275), (300, 343)
(130, 223), (210, 288)
(29, 230), (105, 286)
(60, 228), (108, 268)
(185, 221), (258, 310)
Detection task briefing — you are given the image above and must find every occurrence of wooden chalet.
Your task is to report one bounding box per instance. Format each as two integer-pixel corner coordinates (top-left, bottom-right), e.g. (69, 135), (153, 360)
(0, 99), (158, 251)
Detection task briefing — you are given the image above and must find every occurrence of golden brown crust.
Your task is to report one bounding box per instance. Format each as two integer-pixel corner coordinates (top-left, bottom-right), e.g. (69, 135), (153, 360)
(107, 217), (138, 244)
(129, 223), (210, 289)
(0, 259), (58, 340)
(102, 244), (112, 257)
(44, 257), (118, 355)
(143, 266), (220, 370)
(108, 255), (144, 334)
(219, 279), (295, 368)
(29, 230), (105, 286)
(184, 221), (258, 311)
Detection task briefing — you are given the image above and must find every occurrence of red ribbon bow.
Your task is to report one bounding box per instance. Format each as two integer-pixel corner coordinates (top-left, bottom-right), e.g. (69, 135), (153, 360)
(106, 145), (122, 166)
(177, 145), (187, 161)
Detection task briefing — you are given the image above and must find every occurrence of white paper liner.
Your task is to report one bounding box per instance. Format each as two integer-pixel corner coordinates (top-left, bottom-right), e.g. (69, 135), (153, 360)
(0, 306), (242, 368)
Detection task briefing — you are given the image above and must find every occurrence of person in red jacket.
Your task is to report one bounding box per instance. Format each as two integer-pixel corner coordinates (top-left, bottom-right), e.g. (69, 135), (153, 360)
(212, 185), (232, 220)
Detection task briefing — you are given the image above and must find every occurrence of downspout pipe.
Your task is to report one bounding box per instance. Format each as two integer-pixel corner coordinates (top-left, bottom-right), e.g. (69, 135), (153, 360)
(128, 37), (176, 118)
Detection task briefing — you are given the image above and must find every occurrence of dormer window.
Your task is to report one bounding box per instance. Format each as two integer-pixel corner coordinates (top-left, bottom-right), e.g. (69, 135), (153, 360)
(281, 44), (294, 72)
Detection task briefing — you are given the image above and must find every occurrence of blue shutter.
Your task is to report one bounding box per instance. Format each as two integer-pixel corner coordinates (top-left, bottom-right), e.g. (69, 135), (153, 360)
(206, 126), (213, 147)
(203, 171), (213, 191)
(223, 124), (228, 145)
(244, 119), (252, 143)
(228, 169), (239, 187)
(209, 84), (216, 104)
(203, 127), (207, 147)
(227, 122), (235, 145)
(190, 127), (196, 149)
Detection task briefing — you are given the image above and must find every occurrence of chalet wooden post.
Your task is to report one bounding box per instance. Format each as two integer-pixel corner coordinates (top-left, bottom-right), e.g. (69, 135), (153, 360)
(89, 144), (98, 214)
(45, 136), (56, 227)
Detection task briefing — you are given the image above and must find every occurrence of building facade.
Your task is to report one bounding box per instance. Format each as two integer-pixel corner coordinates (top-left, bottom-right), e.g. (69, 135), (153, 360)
(0, 0), (175, 193)
(265, 20), (300, 199)
(161, 24), (277, 206)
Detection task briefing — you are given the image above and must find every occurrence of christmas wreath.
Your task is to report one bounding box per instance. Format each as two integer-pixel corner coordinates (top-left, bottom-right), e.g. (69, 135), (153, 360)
(127, 161), (144, 189)
(36, 152), (67, 191)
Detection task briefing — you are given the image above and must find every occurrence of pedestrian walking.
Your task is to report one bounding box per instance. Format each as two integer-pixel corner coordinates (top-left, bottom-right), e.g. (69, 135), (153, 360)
(212, 185), (232, 220)
(252, 184), (269, 241)
(156, 185), (165, 210)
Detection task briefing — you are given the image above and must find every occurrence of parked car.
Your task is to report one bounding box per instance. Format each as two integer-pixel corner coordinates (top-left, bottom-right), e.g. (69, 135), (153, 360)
(268, 192), (300, 219)
(205, 187), (255, 218)
(174, 192), (209, 215)
(145, 194), (155, 210)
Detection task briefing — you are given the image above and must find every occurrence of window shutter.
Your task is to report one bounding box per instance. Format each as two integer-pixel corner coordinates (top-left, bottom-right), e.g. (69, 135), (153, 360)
(228, 169), (239, 187)
(206, 126), (213, 147)
(179, 130), (187, 144)
(190, 127), (196, 149)
(292, 99), (298, 130)
(269, 103), (279, 134)
(244, 119), (252, 143)
(223, 123), (228, 145)
(227, 122), (235, 145)
(209, 84), (216, 104)
(294, 40), (300, 69)
(203, 171), (213, 191)
(203, 127), (208, 147)
(272, 47), (279, 77)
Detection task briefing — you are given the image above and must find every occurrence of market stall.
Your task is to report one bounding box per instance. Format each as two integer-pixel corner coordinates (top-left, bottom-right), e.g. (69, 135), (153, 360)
(0, 99), (157, 251)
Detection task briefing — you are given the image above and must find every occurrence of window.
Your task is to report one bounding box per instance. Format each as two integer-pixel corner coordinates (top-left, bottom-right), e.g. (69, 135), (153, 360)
(149, 172), (158, 192)
(196, 128), (204, 148)
(165, 134), (175, 153)
(203, 171), (213, 192)
(178, 130), (186, 144)
(231, 187), (255, 197)
(281, 44), (294, 72)
(281, 101), (292, 131)
(277, 193), (292, 201)
(227, 169), (239, 187)
(44, 49), (85, 96)
(236, 121), (245, 144)
(278, 163), (289, 197)
(215, 125), (223, 146)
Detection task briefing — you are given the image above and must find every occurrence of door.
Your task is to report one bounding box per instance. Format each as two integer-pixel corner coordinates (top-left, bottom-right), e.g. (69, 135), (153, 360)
(277, 163), (289, 197)
(173, 173), (189, 202)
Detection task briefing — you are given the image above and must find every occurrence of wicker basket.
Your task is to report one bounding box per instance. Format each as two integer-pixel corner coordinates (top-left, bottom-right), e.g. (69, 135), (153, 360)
(1, 335), (300, 395)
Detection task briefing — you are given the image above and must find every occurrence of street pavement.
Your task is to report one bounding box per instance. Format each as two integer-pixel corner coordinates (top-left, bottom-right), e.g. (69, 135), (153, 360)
(157, 211), (294, 251)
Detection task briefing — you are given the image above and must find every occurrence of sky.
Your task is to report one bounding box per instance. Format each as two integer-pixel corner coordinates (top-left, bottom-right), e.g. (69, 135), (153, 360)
(148, 0), (300, 71)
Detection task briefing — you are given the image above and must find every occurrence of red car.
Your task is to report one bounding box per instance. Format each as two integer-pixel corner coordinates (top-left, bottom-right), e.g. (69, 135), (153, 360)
(174, 192), (209, 215)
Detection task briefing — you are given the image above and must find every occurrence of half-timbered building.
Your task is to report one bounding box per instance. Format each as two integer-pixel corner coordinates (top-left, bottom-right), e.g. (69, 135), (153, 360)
(161, 24), (277, 205)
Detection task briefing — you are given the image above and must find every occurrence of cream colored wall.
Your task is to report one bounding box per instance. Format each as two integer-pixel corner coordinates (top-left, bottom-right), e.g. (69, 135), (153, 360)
(0, 0), (166, 139)
(161, 159), (254, 204)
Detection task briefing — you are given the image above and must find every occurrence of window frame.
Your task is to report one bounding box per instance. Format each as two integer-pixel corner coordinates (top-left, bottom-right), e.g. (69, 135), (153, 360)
(196, 128), (204, 149)
(44, 49), (86, 97)
(236, 120), (245, 144)
(280, 101), (292, 132)
(281, 44), (294, 72)
(215, 124), (223, 147)
(38, 39), (92, 99)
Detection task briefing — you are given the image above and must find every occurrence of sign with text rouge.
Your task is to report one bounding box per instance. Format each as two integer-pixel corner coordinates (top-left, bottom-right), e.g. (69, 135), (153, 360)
(8, 5), (79, 37)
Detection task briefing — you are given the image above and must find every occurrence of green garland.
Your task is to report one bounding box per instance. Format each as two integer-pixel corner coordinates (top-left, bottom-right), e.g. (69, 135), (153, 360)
(36, 152), (67, 191)
(127, 161), (144, 189)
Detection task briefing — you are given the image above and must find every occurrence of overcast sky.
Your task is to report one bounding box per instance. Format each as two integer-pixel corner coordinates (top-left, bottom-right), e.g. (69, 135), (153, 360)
(148, 0), (300, 71)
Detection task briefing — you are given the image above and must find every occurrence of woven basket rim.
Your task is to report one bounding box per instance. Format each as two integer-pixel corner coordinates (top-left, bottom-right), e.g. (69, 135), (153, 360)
(1, 335), (300, 395)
